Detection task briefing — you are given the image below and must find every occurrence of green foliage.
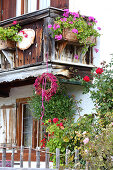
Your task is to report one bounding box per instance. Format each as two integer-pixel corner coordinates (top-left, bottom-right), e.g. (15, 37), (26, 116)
(50, 11), (100, 53)
(45, 118), (82, 165)
(0, 24), (22, 42)
(80, 59), (113, 127)
(29, 85), (77, 121)
(81, 123), (113, 170)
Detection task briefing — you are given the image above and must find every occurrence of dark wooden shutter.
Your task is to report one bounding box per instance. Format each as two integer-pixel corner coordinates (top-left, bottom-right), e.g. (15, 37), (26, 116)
(50, 0), (69, 9)
(2, 0), (16, 20)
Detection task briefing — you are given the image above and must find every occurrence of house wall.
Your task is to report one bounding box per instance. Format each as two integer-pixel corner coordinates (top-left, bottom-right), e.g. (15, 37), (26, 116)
(69, 0), (113, 66)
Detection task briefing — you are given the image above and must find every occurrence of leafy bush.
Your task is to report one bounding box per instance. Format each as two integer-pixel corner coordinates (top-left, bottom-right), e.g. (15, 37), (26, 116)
(81, 123), (113, 170)
(0, 21), (22, 42)
(29, 86), (79, 121)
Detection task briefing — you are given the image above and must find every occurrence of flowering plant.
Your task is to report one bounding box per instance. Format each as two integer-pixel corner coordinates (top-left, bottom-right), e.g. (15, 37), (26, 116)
(0, 21), (22, 42)
(80, 59), (113, 127)
(48, 9), (101, 53)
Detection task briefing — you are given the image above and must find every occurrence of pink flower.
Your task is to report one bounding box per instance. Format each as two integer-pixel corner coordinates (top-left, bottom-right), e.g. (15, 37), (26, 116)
(73, 18), (76, 21)
(63, 12), (69, 17)
(72, 29), (78, 34)
(64, 9), (69, 12)
(56, 24), (60, 28)
(53, 118), (59, 123)
(88, 23), (92, 26)
(13, 21), (17, 25)
(83, 137), (89, 144)
(60, 18), (67, 22)
(60, 122), (63, 126)
(69, 21), (73, 24)
(97, 27), (101, 30)
(53, 24), (57, 30)
(88, 16), (95, 22)
(96, 68), (103, 74)
(55, 34), (62, 40)
(63, 18), (67, 22)
(74, 13), (79, 18)
(48, 24), (52, 28)
(83, 76), (90, 82)
(74, 54), (79, 59)
(95, 20), (98, 23)
(94, 48), (99, 53)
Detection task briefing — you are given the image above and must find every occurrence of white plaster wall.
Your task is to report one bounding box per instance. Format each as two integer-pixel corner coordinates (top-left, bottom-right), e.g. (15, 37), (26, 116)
(69, 0), (113, 66)
(66, 84), (94, 120)
(0, 85), (34, 107)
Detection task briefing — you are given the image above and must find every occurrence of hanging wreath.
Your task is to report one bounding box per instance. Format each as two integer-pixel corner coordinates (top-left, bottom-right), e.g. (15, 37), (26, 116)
(34, 73), (58, 101)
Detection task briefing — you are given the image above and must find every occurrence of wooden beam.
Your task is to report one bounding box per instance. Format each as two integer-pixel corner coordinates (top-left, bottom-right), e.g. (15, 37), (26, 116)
(0, 91), (9, 97)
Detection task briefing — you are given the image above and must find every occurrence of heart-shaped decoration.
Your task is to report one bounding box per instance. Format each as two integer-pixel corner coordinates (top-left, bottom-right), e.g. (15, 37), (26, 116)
(17, 29), (35, 50)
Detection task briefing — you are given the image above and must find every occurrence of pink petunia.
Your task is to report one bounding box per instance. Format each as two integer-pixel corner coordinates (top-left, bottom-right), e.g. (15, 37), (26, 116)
(53, 24), (57, 30)
(72, 28), (78, 34)
(88, 16), (95, 22)
(74, 13), (79, 18)
(69, 21), (73, 24)
(97, 27), (101, 30)
(56, 24), (60, 28)
(74, 54), (79, 59)
(63, 12), (69, 17)
(94, 48), (99, 53)
(48, 24), (52, 28)
(73, 18), (76, 21)
(64, 9), (69, 12)
(55, 34), (62, 40)
(13, 21), (17, 25)
(88, 23), (93, 26)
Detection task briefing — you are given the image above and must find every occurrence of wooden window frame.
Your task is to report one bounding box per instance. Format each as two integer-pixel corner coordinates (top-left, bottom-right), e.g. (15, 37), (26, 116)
(16, 97), (38, 148)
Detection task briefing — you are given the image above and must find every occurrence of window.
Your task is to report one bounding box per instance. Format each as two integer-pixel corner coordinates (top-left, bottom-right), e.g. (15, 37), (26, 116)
(16, 98), (46, 148)
(39, 0), (50, 10)
(23, 104), (33, 147)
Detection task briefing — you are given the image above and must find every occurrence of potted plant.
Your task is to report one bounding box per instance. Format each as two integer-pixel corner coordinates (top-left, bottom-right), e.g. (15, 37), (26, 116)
(48, 9), (101, 53)
(0, 21), (22, 50)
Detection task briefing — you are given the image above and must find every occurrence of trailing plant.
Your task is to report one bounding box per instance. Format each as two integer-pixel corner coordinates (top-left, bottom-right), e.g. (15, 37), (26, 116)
(0, 21), (22, 42)
(48, 9), (101, 53)
(29, 85), (79, 121)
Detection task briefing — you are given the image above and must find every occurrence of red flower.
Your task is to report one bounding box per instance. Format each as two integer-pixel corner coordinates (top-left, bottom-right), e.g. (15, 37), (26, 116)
(41, 122), (44, 125)
(13, 21), (17, 25)
(53, 118), (59, 123)
(96, 68), (103, 74)
(49, 134), (51, 136)
(56, 124), (59, 126)
(60, 122), (63, 126)
(83, 76), (90, 82)
(48, 119), (51, 123)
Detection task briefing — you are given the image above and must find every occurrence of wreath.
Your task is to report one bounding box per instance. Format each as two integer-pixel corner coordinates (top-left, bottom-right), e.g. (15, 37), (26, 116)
(34, 73), (58, 101)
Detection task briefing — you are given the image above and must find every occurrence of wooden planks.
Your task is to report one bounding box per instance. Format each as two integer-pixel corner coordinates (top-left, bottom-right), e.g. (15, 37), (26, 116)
(17, 20), (43, 67)
(50, 0), (69, 9)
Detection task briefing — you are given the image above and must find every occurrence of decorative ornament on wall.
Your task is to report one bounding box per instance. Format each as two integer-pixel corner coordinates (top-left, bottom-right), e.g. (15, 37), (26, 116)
(17, 29), (35, 50)
(34, 72), (58, 102)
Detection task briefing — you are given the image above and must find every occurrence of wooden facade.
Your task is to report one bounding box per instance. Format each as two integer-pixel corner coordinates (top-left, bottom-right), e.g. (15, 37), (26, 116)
(0, 6), (94, 162)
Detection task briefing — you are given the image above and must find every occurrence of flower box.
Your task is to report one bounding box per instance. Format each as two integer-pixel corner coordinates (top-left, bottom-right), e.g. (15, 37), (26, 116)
(62, 28), (96, 44)
(0, 39), (16, 50)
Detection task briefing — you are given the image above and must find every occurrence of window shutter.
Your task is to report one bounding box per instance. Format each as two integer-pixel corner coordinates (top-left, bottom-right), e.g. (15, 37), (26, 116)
(50, 0), (69, 9)
(0, 105), (16, 146)
(2, 0), (16, 20)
